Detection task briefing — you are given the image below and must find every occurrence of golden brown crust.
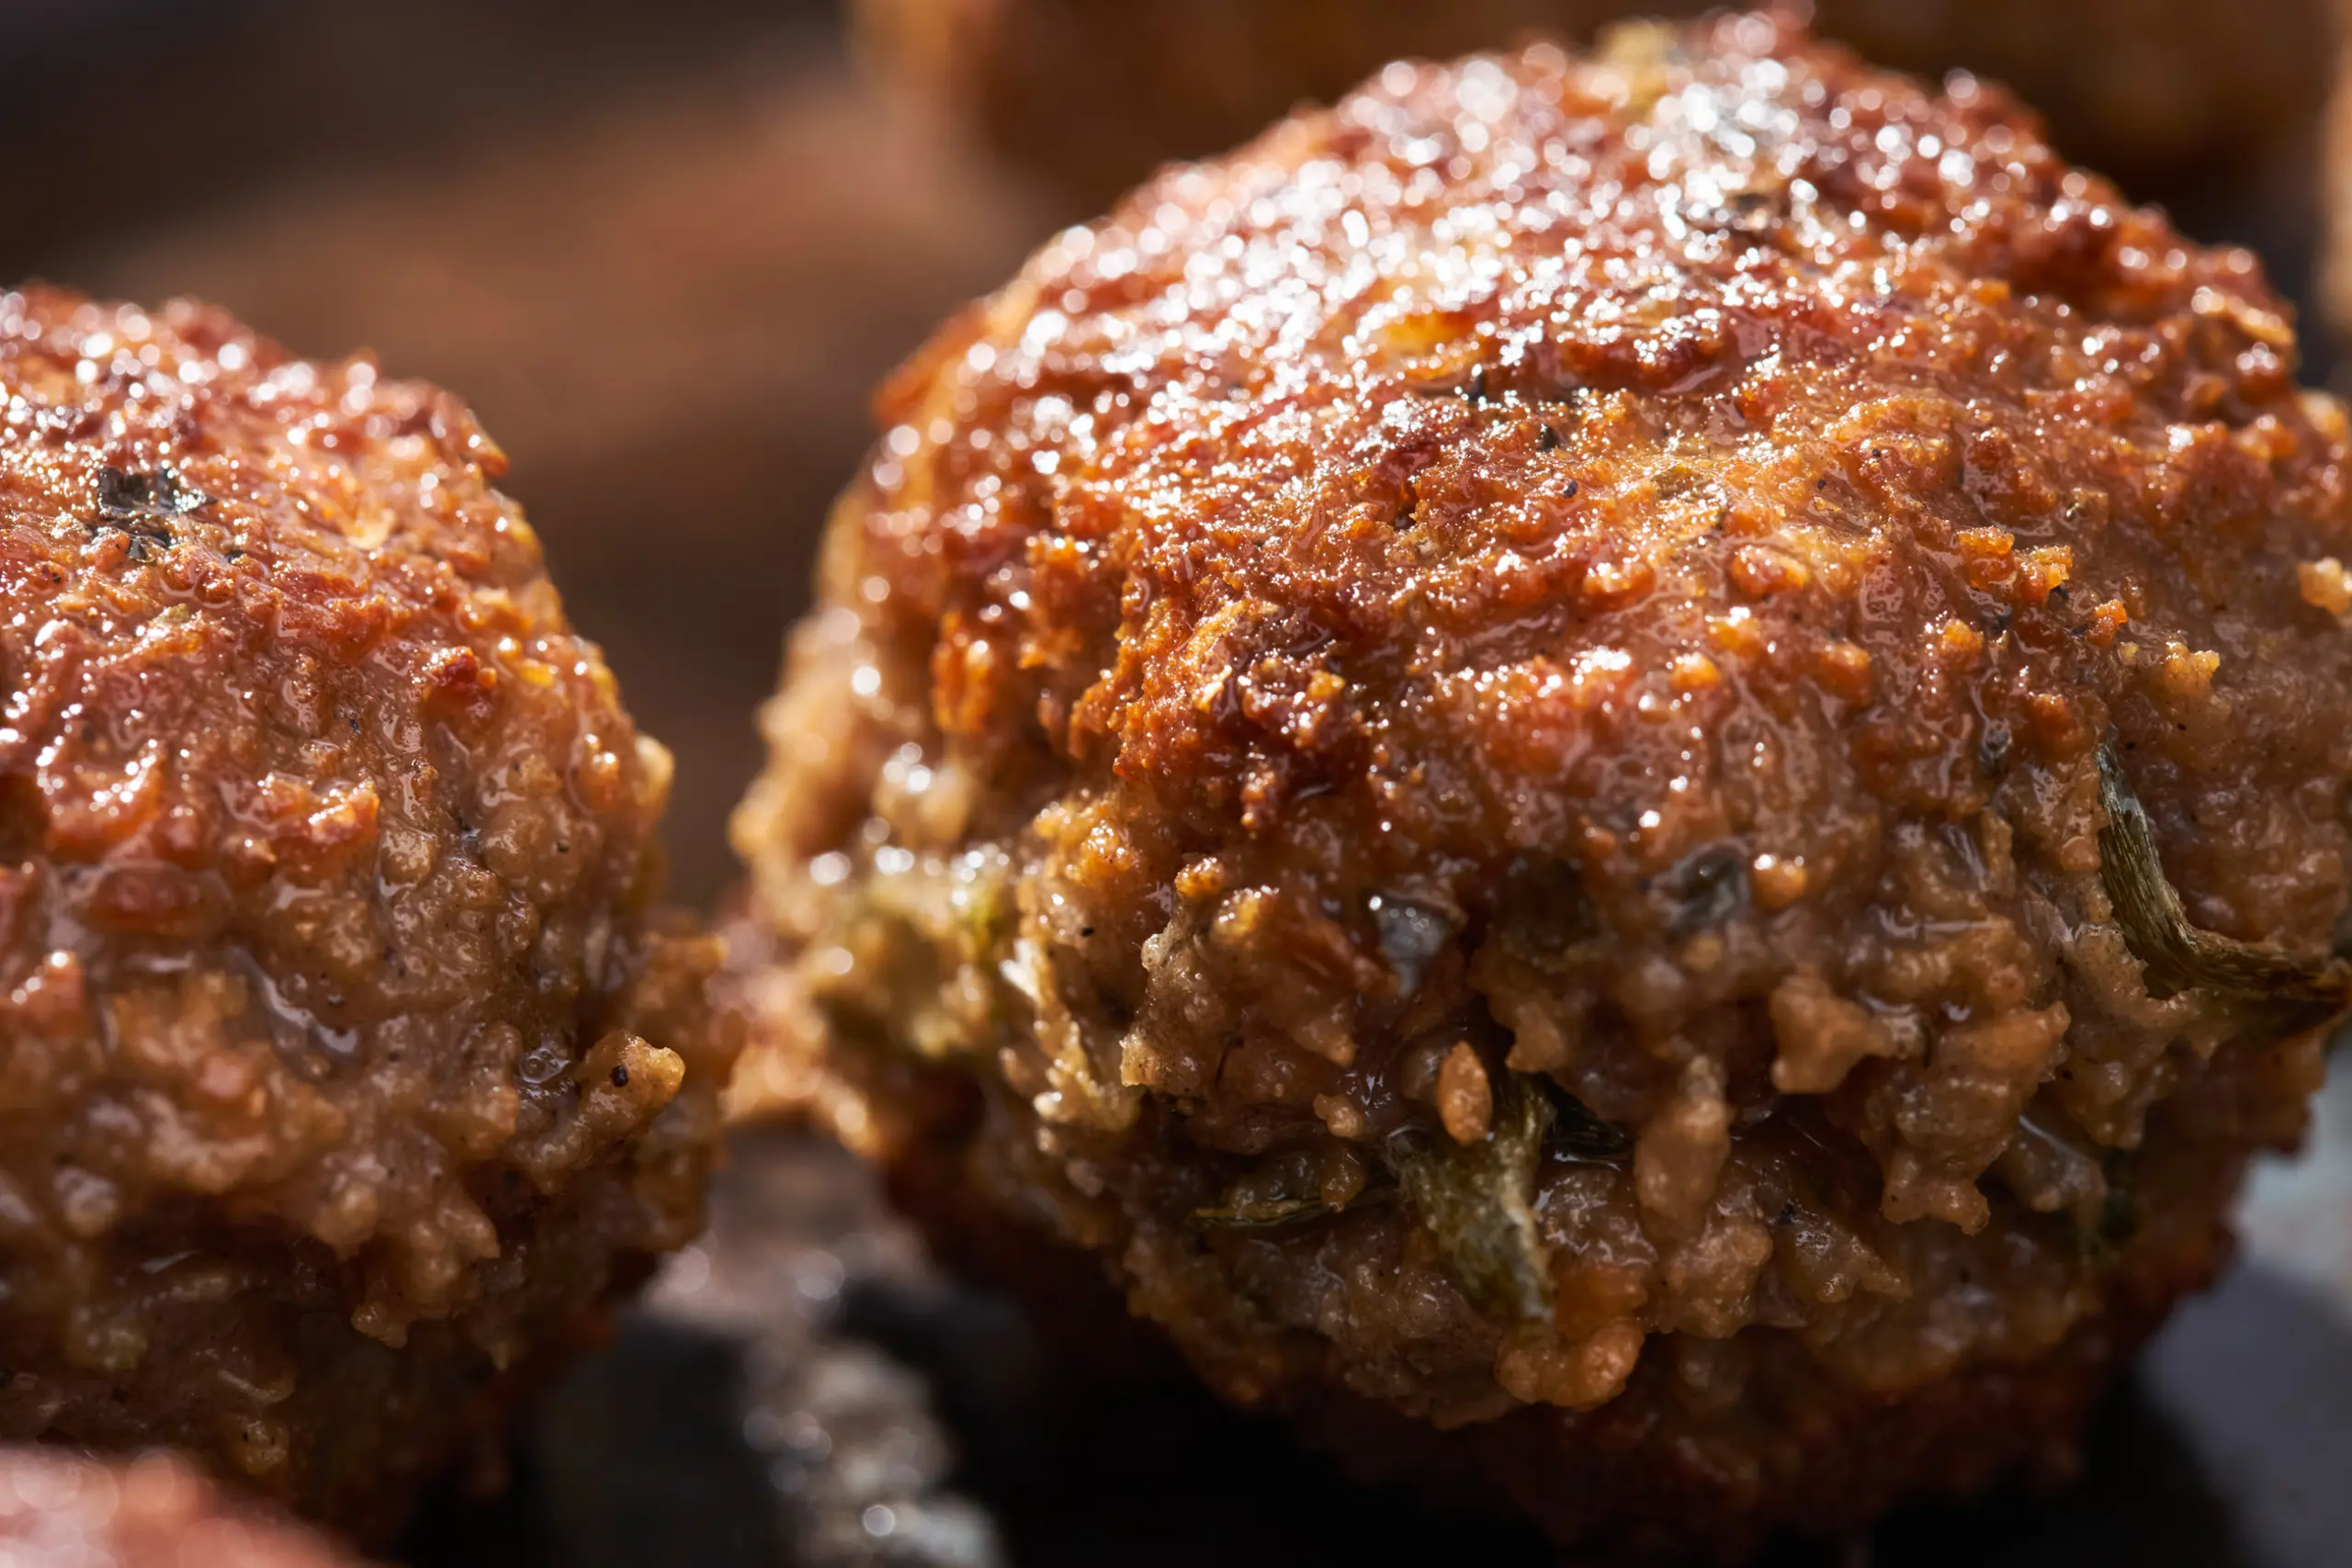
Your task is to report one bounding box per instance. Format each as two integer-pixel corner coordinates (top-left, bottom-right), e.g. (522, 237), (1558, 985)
(738, 14), (2348, 1553)
(0, 1448), (368, 1567)
(0, 289), (738, 1533)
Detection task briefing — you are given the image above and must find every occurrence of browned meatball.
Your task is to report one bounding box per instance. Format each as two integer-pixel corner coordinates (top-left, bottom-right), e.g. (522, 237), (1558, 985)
(854, 0), (2330, 217)
(0, 290), (739, 1536)
(733, 15), (2352, 1559)
(0, 1448), (368, 1567)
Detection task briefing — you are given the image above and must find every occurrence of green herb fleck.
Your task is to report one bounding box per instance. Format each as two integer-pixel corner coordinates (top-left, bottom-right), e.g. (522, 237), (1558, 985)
(1545, 1088), (1634, 1163)
(1191, 1195), (1341, 1231)
(1389, 1069), (1554, 1324)
(1189, 1171), (1393, 1232)
(2095, 743), (2352, 1009)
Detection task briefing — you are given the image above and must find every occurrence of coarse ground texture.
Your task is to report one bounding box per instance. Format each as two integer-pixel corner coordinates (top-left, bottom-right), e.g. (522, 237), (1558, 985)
(0, 290), (739, 1538)
(0, 1447), (369, 1567)
(734, 14), (2352, 1558)
(854, 0), (2331, 212)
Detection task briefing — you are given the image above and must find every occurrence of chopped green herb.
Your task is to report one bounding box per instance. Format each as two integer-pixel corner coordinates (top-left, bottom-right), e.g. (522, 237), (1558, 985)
(1544, 1086), (1634, 1163)
(1191, 1195), (1341, 1231)
(1190, 1172), (1393, 1232)
(1389, 1069), (1554, 1324)
(2095, 744), (2352, 1008)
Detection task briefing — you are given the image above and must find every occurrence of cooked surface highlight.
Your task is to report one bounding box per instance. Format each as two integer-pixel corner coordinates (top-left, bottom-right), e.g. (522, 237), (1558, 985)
(0, 1448), (368, 1567)
(736, 13), (2351, 1557)
(0, 290), (737, 1536)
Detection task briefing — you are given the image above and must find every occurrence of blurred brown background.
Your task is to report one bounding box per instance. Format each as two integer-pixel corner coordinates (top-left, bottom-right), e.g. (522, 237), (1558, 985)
(2, 0), (2334, 907)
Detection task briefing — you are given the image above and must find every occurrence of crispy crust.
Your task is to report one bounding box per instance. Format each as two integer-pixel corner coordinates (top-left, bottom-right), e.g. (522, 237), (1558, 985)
(737, 15), (2349, 1553)
(0, 290), (738, 1534)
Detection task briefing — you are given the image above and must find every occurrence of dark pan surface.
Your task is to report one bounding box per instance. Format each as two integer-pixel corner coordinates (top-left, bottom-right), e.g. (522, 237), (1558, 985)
(396, 1064), (2352, 1568)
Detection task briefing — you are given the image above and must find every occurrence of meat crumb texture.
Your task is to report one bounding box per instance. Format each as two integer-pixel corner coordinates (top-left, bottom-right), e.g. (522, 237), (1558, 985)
(0, 289), (739, 1537)
(732, 13), (2352, 1558)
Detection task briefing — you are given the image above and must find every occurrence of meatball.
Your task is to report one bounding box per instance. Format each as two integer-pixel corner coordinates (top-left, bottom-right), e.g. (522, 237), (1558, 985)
(854, 0), (2329, 221)
(0, 1448), (368, 1567)
(733, 14), (2352, 1557)
(0, 290), (738, 1535)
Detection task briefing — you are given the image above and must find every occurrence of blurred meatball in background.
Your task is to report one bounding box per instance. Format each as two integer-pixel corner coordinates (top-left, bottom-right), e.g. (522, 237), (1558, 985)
(856, 0), (2335, 338)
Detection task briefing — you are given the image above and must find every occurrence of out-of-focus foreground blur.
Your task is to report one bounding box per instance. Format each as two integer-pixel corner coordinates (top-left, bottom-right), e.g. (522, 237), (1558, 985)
(0, 0), (2336, 908)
